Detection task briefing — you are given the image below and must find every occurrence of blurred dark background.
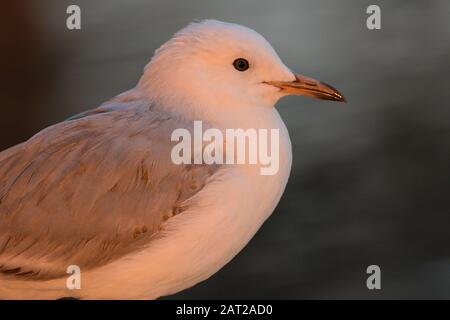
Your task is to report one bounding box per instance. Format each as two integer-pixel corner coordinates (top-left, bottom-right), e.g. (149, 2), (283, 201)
(2, 0), (450, 299)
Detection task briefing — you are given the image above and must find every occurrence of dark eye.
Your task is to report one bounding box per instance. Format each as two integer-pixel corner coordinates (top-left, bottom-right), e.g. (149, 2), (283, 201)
(233, 58), (250, 71)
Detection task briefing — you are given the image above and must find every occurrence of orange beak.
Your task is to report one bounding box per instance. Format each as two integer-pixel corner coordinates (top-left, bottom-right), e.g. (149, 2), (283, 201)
(265, 73), (346, 102)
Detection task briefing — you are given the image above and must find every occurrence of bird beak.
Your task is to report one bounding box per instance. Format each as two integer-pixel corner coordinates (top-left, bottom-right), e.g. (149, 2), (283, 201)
(266, 73), (346, 102)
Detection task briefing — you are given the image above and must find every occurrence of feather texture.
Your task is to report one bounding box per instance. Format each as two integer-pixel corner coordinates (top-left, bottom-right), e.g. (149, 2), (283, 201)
(0, 92), (220, 280)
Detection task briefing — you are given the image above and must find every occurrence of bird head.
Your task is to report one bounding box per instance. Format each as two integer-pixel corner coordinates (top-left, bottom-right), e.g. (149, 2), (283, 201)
(138, 20), (345, 120)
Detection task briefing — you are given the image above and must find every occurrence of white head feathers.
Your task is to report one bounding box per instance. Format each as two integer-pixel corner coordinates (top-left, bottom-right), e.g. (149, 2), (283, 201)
(137, 20), (294, 121)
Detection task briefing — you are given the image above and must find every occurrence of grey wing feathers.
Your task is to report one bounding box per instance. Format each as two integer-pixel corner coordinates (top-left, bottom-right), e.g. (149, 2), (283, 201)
(0, 98), (219, 280)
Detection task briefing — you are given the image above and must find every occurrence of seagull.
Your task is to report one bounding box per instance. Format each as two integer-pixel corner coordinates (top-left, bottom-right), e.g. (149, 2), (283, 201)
(0, 20), (345, 299)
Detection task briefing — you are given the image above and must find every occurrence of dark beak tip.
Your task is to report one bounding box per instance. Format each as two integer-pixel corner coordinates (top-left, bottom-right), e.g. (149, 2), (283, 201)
(319, 80), (346, 103)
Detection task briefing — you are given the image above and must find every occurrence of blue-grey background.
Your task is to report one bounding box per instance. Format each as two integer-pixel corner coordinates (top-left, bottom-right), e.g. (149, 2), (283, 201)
(1, 0), (450, 299)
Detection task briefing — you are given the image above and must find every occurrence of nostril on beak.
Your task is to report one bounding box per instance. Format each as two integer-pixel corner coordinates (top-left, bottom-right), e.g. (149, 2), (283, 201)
(304, 80), (318, 87)
(295, 74), (318, 87)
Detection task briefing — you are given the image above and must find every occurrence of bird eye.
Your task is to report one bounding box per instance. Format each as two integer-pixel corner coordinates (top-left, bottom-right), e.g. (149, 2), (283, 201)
(233, 58), (250, 72)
